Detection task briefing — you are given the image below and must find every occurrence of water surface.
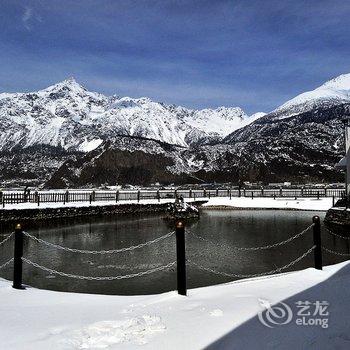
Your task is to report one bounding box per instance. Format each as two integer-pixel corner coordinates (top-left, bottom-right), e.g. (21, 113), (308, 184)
(0, 210), (348, 295)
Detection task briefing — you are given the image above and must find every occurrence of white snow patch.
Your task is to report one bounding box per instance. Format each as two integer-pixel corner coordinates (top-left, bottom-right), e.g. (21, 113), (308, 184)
(78, 139), (103, 152)
(61, 316), (166, 348)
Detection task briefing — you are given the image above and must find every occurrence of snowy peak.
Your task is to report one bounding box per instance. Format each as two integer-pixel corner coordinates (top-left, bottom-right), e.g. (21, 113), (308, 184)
(271, 73), (350, 119)
(320, 73), (350, 90)
(40, 77), (86, 93)
(0, 80), (255, 152)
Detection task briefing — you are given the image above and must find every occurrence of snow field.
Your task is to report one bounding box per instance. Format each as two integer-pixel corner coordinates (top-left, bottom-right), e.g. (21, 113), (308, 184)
(0, 261), (349, 349)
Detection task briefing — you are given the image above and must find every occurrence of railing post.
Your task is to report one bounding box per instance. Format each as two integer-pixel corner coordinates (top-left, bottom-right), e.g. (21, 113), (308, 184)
(157, 190), (160, 203)
(137, 190), (140, 202)
(175, 220), (187, 296)
(332, 195), (335, 207)
(116, 190), (119, 203)
(312, 216), (322, 270)
(229, 188), (232, 200)
(13, 224), (25, 290)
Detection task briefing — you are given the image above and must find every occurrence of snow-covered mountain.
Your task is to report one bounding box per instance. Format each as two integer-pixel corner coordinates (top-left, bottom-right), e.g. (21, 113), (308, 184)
(270, 73), (350, 119)
(2, 73), (350, 187)
(0, 78), (256, 152)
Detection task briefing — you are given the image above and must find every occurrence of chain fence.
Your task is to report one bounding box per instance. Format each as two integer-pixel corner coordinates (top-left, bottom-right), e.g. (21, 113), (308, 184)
(325, 227), (350, 240)
(22, 257), (176, 280)
(0, 258), (13, 270)
(23, 230), (174, 254)
(1, 215), (349, 291)
(188, 223), (314, 251)
(188, 245), (316, 279)
(0, 233), (13, 247)
(322, 246), (350, 257)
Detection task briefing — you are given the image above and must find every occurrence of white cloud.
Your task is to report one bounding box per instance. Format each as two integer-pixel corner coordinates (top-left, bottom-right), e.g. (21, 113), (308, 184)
(22, 7), (33, 30)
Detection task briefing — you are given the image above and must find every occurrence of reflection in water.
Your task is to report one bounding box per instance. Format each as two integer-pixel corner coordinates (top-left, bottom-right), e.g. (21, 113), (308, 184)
(0, 210), (349, 295)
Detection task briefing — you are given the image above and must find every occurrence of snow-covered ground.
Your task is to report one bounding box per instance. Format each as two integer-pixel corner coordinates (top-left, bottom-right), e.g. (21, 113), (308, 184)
(202, 197), (333, 211)
(1, 197), (334, 211)
(1, 198), (181, 210)
(0, 261), (349, 349)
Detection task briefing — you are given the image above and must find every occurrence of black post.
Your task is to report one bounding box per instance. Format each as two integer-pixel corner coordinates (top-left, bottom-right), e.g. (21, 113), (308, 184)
(312, 216), (322, 270)
(332, 195), (335, 207)
(137, 190), (140, 202)
(176, 220), (187, 296)
(229, 188), (232, 200)
(13, 224), (25, 290)
(116, 190), (119, 203)
(317, 191), (320, 200)
(157, 190), (160, 203)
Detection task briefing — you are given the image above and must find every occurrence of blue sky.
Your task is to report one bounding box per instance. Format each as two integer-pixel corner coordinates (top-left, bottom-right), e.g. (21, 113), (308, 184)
(0, 0), (350, 114)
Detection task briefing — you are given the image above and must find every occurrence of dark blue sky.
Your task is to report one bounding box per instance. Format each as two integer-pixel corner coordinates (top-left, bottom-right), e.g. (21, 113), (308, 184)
(0, 0), (350, 114)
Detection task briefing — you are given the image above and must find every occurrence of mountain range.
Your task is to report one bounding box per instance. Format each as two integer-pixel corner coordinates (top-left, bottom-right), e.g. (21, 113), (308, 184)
(1, 74), (349, 188)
